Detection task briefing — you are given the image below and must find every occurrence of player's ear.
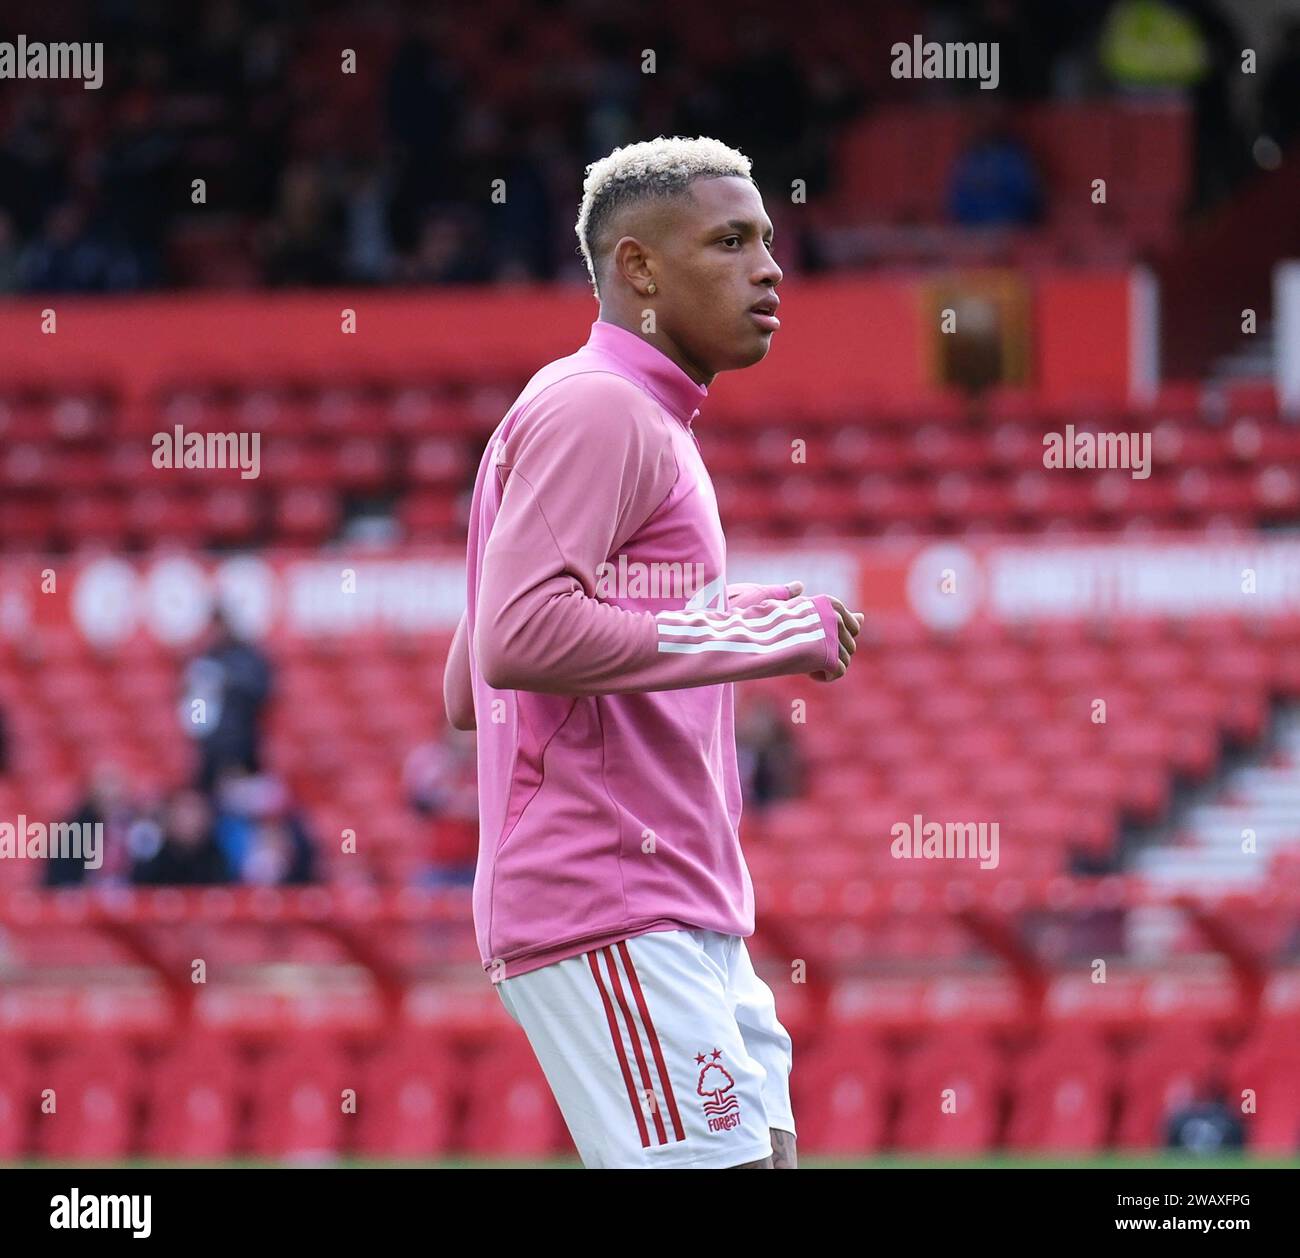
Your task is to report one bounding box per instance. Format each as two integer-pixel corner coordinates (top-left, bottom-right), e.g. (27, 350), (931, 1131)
(612, 235), (653, 292)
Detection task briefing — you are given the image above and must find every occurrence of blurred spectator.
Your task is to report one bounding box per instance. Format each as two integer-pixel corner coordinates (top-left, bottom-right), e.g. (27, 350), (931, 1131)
(0, 1), (1276, 287)
(1262, 19), (1300, 148)
(1067, 839), (1121, 876)
(397, 208), (491, 285)
(180, 608), (273, 793)
(342, 162), (396, 283)
(736, 696), (803, 812)
(17, 202), (143, 292)
(1164, 1077), (1246, 1152)
(97, 89), (176, 285)
(485, 122), (558, 281)
(385, 8), (463, 254)
(958, 0), (1069, 100)
(131, 788), (233, 885)
(0, 212), (20, 292)
(1099, 0), (1208, 89)
(1096, 0), (1249, 211)
(403, 728), (478, 886)
(43, 762), (136, 888)
(1179, 0), (1249, 209)
(259, 160), (343, 286)
(212, 767), (317, 885)
(714, 18), (810, 192)
(0, 95), (67, 239)
(948, 110), (1043, 227)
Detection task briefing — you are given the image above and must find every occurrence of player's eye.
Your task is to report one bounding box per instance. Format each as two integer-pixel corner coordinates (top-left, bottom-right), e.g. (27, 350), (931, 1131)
(721, 236), (741, 247)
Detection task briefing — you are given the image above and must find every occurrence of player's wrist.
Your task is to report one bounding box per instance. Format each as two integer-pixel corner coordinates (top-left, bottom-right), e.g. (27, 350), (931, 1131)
(807, 594), (842, 675)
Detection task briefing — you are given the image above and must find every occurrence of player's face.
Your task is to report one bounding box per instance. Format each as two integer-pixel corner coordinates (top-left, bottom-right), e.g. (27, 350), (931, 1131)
(658, 177), (783, 376)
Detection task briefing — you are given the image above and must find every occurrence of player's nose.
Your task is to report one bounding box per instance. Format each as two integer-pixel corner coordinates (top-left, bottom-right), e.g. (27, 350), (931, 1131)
(754, 250), (782, 287)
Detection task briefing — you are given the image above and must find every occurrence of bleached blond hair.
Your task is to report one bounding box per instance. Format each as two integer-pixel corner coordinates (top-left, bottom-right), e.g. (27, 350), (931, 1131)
(575, 135), (754, 296)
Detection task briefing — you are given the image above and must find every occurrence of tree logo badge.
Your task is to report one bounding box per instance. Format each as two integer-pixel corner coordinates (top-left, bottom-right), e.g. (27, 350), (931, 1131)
(695, 1048), (742, 1132)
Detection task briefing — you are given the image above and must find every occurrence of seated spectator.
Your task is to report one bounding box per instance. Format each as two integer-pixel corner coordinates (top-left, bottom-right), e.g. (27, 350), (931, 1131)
(1164, 1076), (1245, 1152)
(131, 788), (233, 886)
(1100, 0), (1207, 91)
(403, 727), (478, 887)
(18, 202), (143, 292)
(212, 767), (317, 885)
(948, 114), (1043, 228)
(43, 761), (137, 888)
(259, 160), (343, 286)
(736, 695), (803, 813)
(1262, 18), (1300, 147)
(396, 208), (491, 285)
(0, 211), (19, 293)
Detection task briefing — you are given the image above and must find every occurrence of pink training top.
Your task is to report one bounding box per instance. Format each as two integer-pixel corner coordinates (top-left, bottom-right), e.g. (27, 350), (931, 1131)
(448, 319), (841, 982)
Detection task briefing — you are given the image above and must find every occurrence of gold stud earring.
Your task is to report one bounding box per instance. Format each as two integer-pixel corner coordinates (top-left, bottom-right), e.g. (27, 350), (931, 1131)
(647, 282), (657, 295)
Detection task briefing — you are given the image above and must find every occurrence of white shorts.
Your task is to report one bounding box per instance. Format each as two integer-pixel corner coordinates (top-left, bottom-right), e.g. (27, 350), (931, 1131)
(496, 928), (796, 1169)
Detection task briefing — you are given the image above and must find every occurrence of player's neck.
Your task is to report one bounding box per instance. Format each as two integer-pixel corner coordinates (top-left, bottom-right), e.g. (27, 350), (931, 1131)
(596, 312), (715, 388)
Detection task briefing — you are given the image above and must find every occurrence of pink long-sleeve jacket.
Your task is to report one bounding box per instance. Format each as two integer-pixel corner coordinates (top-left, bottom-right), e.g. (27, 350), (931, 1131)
(446, 319), (840, 981)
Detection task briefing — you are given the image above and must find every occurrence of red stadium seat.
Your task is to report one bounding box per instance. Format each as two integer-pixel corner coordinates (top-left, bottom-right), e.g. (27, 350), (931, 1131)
(459, 1034), (570, 1159)
(1005, 1030), (1115, 1150)
(895, 1031), (1003, 1152)
(247, 1037), (350, 1161)
(1227, 1019), (1300, 1153)
(0, 1036), (35, 1158)
(353, 1030), (459, 1157)
(142, 1035), (244, 1158)
(34, 1040), (141, 1159)
(790, 1028), (891, 1154)
(1115, 1028), (1227, 1148)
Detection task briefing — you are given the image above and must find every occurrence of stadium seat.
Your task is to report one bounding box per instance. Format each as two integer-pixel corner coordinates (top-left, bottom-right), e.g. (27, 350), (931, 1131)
(353, 1030), (459, 1157)
(0, 1036), (35, 1159)
(247, 1037), (351, 1161)
(1005, 1030), (1115, 1150)
(1115, 1027), (1227, 1148)
(1227, 1018), (1300, 1153)
(141, 1035), (244, 1158)
(459, 1035), (570, 1159)
(34, 1040), (141, 1160)
(790, 1028), (892, 1154)
(895, 1031), (1003, 1152)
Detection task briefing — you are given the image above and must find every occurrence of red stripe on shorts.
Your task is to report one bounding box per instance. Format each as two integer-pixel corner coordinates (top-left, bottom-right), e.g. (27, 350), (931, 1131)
(617, 939), (686, 1143)
(587, 950), (651, 1148)
(601, 946), (670, 1146)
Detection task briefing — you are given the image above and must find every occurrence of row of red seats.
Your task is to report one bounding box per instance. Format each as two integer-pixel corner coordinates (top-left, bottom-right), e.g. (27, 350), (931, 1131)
(831, 103), (1190, 231)
(0, 376), (1281, 443)
(3, 614), (1297, 884)
(798, 1020), (1299, 1154)
(707, 420), (1300, 475)
(2, 467), (1295, 551)
(7, 419), (1299, 493)
(714, 466), (1300, 529)
(1, 1017), (1292, 1159)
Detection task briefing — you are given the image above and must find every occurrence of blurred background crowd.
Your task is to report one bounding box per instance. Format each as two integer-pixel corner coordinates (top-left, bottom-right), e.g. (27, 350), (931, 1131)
(0, 0), (1296, 292)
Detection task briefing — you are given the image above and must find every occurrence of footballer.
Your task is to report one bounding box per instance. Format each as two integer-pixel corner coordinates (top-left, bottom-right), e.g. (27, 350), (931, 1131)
(444, 135), (863, 1169)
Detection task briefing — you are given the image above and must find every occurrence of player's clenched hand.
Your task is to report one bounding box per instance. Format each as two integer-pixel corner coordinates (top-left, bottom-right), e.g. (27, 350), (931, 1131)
(807, 594), (863, 682)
